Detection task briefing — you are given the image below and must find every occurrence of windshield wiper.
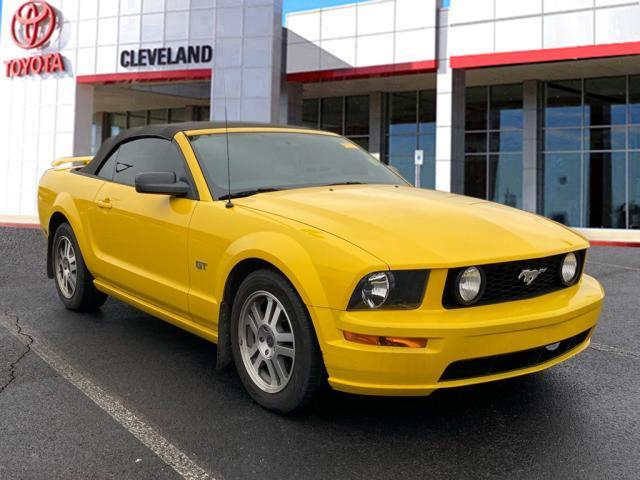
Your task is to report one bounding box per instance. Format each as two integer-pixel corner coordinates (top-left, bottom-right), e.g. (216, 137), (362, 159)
(219, 187), (281, 200)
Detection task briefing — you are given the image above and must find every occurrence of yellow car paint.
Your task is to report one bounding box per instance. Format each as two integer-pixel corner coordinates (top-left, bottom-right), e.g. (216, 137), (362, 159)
(38, 127), (604, 397)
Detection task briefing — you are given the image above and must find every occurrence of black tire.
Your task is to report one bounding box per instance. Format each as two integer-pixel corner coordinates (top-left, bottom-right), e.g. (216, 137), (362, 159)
(51, 223), (107, 311)
(230, 269), (324, 413)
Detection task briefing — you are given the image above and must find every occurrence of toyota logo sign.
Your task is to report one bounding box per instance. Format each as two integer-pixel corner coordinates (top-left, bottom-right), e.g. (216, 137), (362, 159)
(11, 1), (57, 50)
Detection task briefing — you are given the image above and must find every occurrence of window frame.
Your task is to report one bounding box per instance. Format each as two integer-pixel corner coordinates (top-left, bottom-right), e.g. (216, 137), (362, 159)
(93, 136), (199, 201)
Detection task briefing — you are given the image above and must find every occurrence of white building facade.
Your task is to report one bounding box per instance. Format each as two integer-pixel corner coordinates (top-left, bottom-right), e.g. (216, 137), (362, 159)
(2, 0), (640, 232)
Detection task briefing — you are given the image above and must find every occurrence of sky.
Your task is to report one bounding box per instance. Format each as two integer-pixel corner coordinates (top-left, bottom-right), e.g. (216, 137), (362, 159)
(283, 0), (369, 15)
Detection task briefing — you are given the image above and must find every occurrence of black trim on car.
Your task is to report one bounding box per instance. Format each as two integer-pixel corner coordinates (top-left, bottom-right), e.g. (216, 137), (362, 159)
(442, 250), (587, 309)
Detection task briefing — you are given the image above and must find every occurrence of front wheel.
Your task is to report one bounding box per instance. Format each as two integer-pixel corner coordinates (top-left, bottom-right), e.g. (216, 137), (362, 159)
(52, 223), (107, 311)
(230, 270), (323, 413)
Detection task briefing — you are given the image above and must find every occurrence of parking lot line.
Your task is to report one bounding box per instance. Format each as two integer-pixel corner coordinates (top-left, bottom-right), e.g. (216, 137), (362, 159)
(0, 313), (213, 480)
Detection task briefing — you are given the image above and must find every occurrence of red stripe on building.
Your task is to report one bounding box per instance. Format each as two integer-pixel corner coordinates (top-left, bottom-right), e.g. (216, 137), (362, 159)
(286, 60), (437, 83)
(450, 41), (640, 69)
(77, 69), (212, 85)
(0, 222), (41, 229)
(590, 240), (640, 248)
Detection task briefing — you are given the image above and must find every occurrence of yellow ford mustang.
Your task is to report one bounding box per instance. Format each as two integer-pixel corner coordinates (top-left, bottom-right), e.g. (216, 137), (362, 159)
(38, 122), (604, 412)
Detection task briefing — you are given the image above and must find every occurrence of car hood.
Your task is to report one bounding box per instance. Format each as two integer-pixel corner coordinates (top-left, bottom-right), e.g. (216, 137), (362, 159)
(237, 185), (589, 268)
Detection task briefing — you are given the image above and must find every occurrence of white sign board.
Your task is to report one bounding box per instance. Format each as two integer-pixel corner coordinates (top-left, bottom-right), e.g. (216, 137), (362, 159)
(414, 149), (424, 166)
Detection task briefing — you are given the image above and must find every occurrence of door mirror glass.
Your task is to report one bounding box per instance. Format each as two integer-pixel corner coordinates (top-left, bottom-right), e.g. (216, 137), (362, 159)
(134, 172), (190, 197)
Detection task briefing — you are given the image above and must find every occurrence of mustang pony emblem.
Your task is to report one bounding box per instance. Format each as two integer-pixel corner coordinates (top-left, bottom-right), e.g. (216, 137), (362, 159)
(518, 268), (547, 286)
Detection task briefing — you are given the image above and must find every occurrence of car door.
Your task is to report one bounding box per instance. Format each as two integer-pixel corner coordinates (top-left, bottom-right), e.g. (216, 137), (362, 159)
(87, 137), (197, 317)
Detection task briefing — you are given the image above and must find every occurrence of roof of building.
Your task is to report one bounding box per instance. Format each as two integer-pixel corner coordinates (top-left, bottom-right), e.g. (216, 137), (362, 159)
(82, 121), (310, 175)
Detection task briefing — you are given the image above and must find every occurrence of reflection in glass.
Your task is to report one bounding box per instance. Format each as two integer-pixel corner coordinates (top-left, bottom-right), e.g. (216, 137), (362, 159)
(149, 109), (169, 125)
(302, 99), (319, 128)
(465, 133), (486, 154)
(489, 131), (523, 153)
(490, 84), (523, 130)
(586, 152), (626, 228)
(345, 96), (369, 136)
(629, 76), (640, 125)
(388, 155), (435, 188)
(169, 108), (186, 123)
(418, 90), (436, 134)
(584, 77), (626, 126)
(544, 128), (581, 152)
(630, 153), (640, 229)
(489, 154), (522, 208)
(546, 80), (582, 128)
(388, 92), (418, 135)
(385, 90), (436, 189)
(585, 127), (626, 151)
(543, 153), (582, 227)
(464, 155), (486, 199)
(465, 86), (487, 131)
(110, 112), (126, 137)
(388, 135), (418, 156)
(320, 97), (343, 133)
(129, 111), (147, 128)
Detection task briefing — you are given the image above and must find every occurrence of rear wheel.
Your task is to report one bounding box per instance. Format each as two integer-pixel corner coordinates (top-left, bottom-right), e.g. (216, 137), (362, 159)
(52, 223), (107, 311)
(230, 269), (323, 413)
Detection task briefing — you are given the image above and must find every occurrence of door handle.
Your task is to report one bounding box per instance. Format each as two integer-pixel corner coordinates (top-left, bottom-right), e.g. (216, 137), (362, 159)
(97, 199), (112, 210)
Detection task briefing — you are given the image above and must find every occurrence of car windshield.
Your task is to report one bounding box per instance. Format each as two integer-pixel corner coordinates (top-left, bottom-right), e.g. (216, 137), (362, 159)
(188, 131), (406, 199)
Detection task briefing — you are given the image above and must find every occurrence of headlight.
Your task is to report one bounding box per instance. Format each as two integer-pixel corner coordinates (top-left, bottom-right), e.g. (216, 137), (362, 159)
(348, 270), (429, 310)
(560, 252), (579, 286)
(456, 266), (484, 305)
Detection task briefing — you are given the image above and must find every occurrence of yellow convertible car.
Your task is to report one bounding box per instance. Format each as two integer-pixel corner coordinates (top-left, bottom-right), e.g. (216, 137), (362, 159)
(38, 122), (604, 412)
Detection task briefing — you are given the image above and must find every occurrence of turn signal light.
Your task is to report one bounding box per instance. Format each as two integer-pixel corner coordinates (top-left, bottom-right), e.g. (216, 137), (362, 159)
(344, 331), (427, 348)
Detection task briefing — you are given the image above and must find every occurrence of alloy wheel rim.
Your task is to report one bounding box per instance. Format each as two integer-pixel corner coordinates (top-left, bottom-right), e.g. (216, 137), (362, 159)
(238, 291), (295, 393)
(54, 236), (77, 299)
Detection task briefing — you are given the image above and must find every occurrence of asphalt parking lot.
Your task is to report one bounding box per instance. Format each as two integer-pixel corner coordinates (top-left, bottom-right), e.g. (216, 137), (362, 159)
(1, 227), (639, 480)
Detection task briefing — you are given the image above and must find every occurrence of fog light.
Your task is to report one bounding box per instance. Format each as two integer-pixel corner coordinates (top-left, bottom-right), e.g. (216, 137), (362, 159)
(344, 331), (427, 348)
(560, 252), (579, 286)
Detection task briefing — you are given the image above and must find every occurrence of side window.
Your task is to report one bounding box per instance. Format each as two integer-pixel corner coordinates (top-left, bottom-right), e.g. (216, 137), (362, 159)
(112, 138), (191, 189)
(97, 149), (118, 180)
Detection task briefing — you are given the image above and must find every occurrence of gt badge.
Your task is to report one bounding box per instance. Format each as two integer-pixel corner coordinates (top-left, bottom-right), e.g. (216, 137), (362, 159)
(195, 260), (208, 271)
(518, 268), (547, 286)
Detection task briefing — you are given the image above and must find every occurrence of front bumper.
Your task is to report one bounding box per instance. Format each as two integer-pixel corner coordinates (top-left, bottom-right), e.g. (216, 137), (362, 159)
(309, 273), (604, 396)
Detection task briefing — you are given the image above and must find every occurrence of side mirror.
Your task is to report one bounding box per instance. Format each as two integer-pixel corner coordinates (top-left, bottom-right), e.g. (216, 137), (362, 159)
(135, 172), (190, 197)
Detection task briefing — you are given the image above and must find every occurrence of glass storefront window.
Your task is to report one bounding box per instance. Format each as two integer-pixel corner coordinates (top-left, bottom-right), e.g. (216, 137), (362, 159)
(584, 77), (627, 126)
(465, 87), (488, 131)
(301, 96), (370, 149)
(585, 152), (627, 228)
(629, 153), (640, 229)
(345, 96), (369, 136)
(545, 80), (582, 128)
(386, 90), (437, 188)
(320, 97), (343, 134)
(464, 84), (523, 208)
(543, 76), (640, 229)
(129, 111), (147, 128)
(543, 153), (582, 227)
(490, 84), (523, 130)
(149, 109), (169, 125)
(489, 154), (522, 208)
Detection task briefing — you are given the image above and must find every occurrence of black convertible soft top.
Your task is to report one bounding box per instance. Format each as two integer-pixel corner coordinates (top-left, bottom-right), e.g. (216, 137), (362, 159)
(82, 121), (310, 175)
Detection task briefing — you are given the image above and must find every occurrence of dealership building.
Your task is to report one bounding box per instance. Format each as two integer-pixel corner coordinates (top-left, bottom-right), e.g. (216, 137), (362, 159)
(1, 0), (640, 234)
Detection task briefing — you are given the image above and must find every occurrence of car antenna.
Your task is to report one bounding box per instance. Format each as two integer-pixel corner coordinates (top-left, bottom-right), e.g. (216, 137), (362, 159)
(222, 71), (234, 209)
(224, 104), (233, 209)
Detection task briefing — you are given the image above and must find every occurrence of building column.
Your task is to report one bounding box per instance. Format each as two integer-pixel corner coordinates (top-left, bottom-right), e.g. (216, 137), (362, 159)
(369, 92), (383, 160)
(281, 81), (303, 125)
(522, 80), (539, 213)
(435, 8), (466, 193)
(211, 0), (283, 123)
(73, 84), (94, 156)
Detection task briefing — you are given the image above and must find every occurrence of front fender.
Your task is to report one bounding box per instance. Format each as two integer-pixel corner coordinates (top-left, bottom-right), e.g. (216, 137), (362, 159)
(218, 231), (329, 308)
